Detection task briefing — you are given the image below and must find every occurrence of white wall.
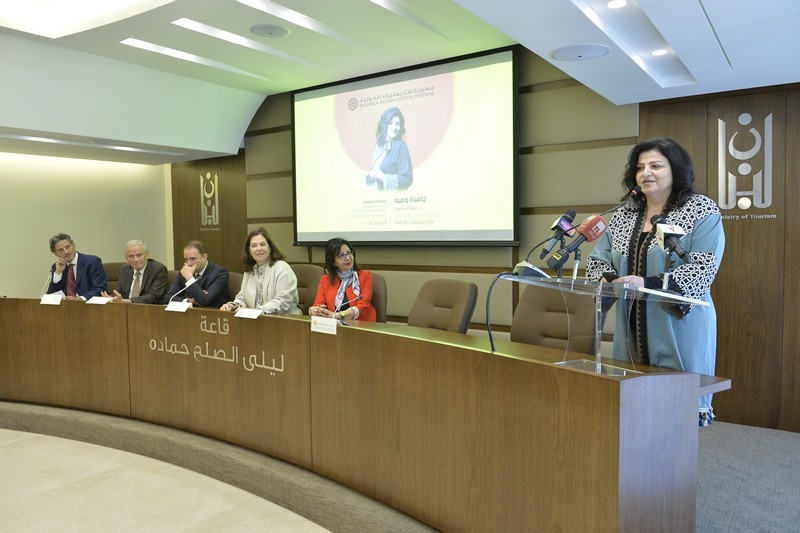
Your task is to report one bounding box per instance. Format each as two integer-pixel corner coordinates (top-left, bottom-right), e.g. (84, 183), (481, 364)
(0, 152), (173, 298)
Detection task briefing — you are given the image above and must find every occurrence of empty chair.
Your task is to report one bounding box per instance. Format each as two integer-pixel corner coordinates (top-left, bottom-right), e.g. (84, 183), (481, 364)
(290, 263), (325, 315)
(510, 285), (596, 354)
(371, 272), (388, 323)
(227, 271), (244, 302)
(102, 262), (126, 293)
(167, 270), (180, 289)
(407, 279), (478, 334)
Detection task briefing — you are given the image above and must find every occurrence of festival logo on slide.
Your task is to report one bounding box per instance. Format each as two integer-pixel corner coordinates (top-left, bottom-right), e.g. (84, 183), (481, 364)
(334, 73), (454, 174)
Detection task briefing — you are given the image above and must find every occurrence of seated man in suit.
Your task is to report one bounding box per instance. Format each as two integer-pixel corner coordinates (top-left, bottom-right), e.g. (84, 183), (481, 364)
(102, 240), (168, 304)
(163, 240), (229, 307)
(47, 233), (107, 301)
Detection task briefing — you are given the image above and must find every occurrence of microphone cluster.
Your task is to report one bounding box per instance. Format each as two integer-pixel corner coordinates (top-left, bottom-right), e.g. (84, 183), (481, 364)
(546, 214), (608, 272)
(517, 186), (643, 276)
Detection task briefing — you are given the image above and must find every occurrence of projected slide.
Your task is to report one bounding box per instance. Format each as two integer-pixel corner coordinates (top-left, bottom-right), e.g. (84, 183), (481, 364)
(294, 48), (515, 245)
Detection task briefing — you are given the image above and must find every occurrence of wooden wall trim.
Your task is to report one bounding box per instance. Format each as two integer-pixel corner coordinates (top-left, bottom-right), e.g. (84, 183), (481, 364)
(245, 124), (292, 137)
(248, 217), (295, 225)
(248, 171), (292, 181)
(519, 78), (582, 94)
(520, 136), (638, 155)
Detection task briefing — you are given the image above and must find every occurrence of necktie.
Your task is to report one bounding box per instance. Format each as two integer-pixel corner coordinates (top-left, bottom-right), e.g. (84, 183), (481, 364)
(67, 264), (76, 297)
(130, 271), (141, 298)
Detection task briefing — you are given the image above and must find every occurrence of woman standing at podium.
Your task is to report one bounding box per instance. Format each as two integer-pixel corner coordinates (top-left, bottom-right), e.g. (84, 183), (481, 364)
(586, 137), (725, 426)
(309, 237), (376, 322)
(220, 228), (301, 315)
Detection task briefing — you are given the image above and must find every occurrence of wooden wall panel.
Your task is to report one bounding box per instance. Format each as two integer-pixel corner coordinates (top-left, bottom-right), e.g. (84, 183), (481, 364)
(780, 88), (800, 431)
(639, 100), (709, 191)
(171, 152), (247, 273)
(641, 89), (793, 429)
(709, 92), (786, 427)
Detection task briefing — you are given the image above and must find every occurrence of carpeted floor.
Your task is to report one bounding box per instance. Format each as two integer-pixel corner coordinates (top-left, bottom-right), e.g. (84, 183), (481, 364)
(697, 422), (800, 533)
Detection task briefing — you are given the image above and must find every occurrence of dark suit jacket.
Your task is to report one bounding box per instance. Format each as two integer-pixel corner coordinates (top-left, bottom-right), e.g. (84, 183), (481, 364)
(163, 260), (229, 308)
(48, 253), (107, 299)
(117, 259), (169, 304)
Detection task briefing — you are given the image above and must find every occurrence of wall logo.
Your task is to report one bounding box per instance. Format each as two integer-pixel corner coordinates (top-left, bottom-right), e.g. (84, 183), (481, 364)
(718, 112), (772, 210)
(200, 172), (220, 227)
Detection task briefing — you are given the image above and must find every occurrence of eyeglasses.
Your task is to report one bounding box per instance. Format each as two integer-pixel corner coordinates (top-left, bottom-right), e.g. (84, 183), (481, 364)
(336, 251), (354, 260)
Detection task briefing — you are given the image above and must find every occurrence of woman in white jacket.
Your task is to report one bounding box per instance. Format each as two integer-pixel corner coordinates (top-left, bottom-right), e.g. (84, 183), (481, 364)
(220, 228), (301, 315)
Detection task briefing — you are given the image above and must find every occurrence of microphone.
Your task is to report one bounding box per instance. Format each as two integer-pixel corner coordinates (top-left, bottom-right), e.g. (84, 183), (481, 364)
(621, 185), (642, 201)
(599, 185), (642, 216)
(168, 283), (190, 303)
(40, 270), (54, 298)
(335, 295), (362, 322)
(546, 215), (608, 271)
(651, 215), (691, 263)
(335, 295), (362, 314)
(538, 209), (577, 259)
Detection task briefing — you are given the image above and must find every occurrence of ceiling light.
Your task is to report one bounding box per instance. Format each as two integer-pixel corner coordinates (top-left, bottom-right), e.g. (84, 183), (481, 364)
(570, 0), (694, 88)
(236, 0), (372, 51)
(0, 0), (173, 39)
(171, 18), (322, 69)
(249, 23), (290, 38)
(0, 132), (186, 156)
(121, 38), (271, 81)
(551, 44), (610, 61)
(651, 49), (668, 56)
(368, 0), (452, 40)
(607, 0), (627, 9)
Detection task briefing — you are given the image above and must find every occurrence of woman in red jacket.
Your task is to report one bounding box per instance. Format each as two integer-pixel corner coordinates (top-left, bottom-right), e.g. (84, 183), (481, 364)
(309, 237), (376, 322)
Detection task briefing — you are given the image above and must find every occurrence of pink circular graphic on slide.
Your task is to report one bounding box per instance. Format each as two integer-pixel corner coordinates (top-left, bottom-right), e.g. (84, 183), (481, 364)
(335, 73), (454, 172)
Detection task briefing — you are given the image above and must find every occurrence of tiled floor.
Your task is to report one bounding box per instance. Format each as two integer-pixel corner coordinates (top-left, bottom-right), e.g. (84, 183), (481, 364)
(0, 429), (330, 532)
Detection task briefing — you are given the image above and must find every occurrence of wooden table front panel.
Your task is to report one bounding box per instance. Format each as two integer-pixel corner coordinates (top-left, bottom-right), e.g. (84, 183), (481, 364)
(127, 307), (312, 468)
(0, 299), (131, 416)
(310, 325), (630, 533)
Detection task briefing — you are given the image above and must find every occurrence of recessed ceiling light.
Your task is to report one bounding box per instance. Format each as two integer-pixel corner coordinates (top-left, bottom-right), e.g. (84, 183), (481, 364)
(651, 49), (669, 56)
(570, 0), (694, 87)
(607, 0), (627, 9)
(121, 38), (271, 81)
(171, 18), (320, 68)
(0, 132), (186, 156)
(0, 0), (173, 39)
(237, 0), (372, 51)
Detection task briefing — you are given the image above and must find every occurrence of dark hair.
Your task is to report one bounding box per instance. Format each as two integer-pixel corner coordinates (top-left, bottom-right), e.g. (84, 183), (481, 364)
(622, 137), (696, 210)
(242, 228), (286, 271)
(184, 240), (207, 255)
(49, 233), (73, 252)
(375, 107), (406, 146)
(324, 237), (360, 282)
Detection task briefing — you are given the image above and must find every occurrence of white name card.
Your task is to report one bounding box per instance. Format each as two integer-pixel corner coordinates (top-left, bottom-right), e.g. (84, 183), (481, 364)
(40, 293), (63, 305)
(235, 308), (263, 319)
(310, 316), (338, 335)
(165, 301), (192, 312)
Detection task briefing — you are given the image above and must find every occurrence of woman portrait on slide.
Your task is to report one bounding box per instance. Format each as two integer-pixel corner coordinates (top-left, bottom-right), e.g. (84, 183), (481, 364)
(366, 106), (413, 191)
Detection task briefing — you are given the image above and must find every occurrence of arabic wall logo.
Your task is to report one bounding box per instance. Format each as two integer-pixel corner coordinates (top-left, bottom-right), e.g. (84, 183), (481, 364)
(718, 113), (773, 210)
(200, 172), (220, 226)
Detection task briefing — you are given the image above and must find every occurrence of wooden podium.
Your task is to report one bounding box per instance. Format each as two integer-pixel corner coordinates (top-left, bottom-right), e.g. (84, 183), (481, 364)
(0, 298), (729, 532)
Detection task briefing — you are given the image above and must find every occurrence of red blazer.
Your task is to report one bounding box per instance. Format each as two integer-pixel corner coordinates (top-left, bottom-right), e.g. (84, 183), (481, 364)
(313, 270), (376, 322)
